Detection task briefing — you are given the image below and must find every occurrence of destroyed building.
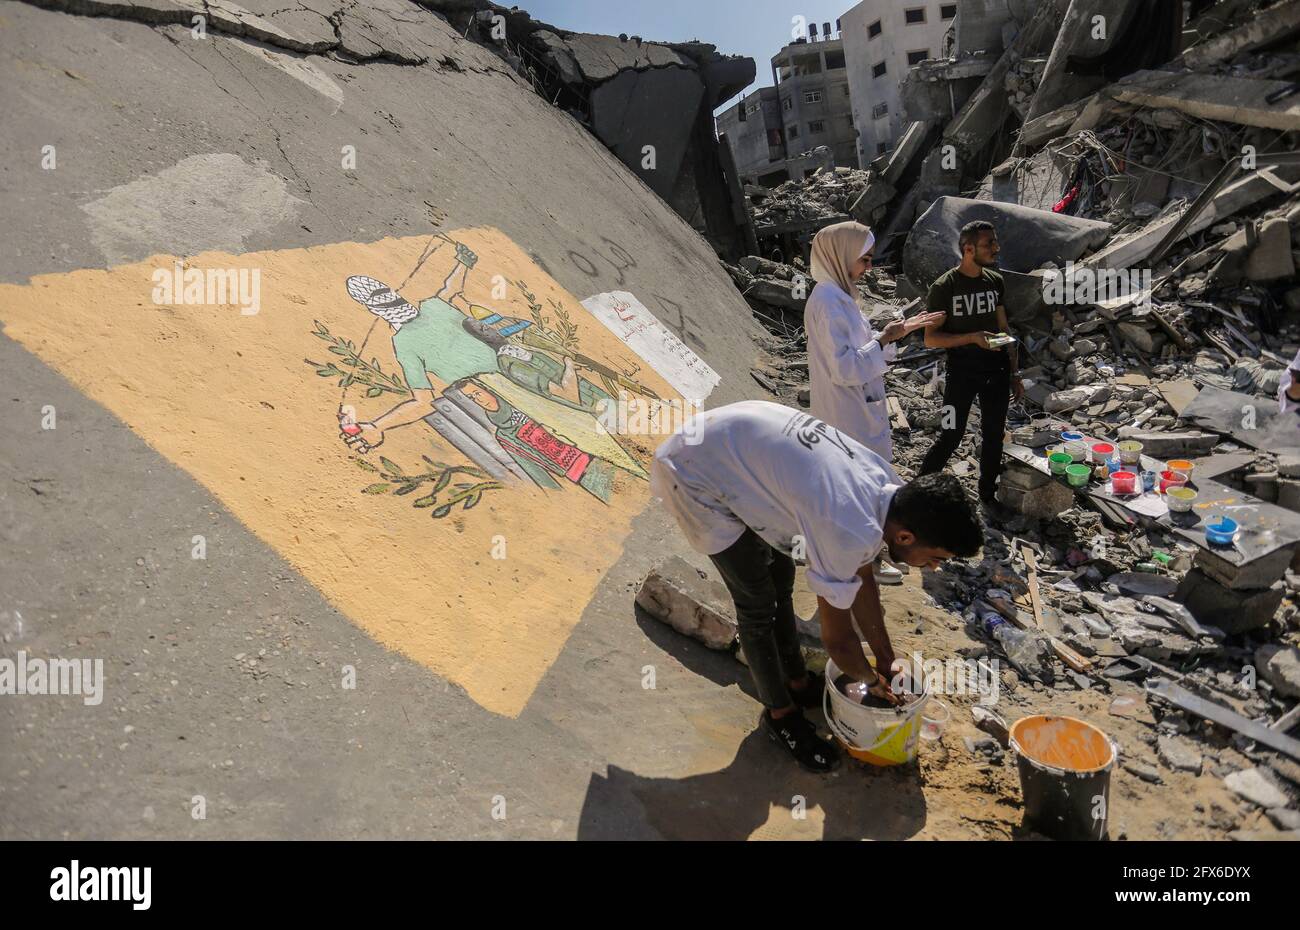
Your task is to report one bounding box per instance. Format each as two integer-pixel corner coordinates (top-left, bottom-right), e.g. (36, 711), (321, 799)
(700, 0), (1300, 836)
(435, 1), (757, 260)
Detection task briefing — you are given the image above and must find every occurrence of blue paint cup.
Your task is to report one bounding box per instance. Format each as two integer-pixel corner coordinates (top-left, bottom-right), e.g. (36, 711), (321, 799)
(1140, 470), (1157, 491)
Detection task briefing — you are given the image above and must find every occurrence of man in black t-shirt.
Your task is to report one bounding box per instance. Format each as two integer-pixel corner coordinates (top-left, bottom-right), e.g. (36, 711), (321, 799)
(919, 221), (1023, 509)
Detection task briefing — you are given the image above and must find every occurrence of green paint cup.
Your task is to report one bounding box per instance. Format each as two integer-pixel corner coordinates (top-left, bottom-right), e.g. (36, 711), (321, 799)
(1049, 452), (1073, 475)
(1066, 464), (1091, 488)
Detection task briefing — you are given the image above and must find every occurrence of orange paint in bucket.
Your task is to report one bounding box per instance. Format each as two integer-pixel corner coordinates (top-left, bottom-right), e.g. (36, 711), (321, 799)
(1010, 715), (1117, 841)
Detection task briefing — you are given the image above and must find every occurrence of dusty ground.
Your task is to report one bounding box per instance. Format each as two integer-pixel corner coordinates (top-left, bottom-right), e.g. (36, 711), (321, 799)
(700, 567), (1270, 841)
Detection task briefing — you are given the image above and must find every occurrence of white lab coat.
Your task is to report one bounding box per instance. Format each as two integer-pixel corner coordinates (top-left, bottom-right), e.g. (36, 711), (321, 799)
(805, 281), (897, 463)
(1280, 346), (1300, 414)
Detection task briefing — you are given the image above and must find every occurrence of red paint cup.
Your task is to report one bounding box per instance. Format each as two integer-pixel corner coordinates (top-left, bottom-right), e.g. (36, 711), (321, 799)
(1160, 470), (1187, 494)
(1090, 442), (1115, 463)
(1111, 471), (1136, 495)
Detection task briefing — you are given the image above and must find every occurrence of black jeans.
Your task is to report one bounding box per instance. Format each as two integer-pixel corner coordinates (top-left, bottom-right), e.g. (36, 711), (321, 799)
(708, 528), (805, 711)
(920, 359), (1011, 501)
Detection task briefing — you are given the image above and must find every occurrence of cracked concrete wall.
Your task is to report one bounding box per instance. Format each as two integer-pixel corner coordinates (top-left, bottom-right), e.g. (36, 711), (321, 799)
(0, 0), (771, 713)
(419, 1), (758, 260)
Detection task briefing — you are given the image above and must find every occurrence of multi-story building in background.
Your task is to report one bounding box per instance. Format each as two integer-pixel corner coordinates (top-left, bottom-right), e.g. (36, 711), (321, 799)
(771, 27), (858, 172)
(841, 0), (958, 164)
(715, 87), (787, 187)
(716, 21), (859, 187)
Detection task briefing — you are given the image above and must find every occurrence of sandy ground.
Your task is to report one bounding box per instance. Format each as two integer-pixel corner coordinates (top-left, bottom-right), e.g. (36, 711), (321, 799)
(765, 567), (1268, 840)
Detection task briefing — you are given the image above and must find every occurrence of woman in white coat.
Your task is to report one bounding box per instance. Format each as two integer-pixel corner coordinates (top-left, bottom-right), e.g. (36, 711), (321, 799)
(805, 221), (944, 581)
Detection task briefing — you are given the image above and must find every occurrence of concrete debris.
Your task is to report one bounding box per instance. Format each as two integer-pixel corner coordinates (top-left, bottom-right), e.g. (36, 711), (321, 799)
(1256, 644), (1300, 699)
(1224, 768), (1292, 808)
(750, 165), (871, 228)
(671, 0), (1300, 838)
(636, 557), (738, 650)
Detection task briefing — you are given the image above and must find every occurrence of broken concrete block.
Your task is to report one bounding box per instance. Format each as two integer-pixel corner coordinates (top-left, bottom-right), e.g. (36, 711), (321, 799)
(903, 195), (1112, 291)
(1224, 768), (1291, 809)
(1278, 454), (1300, 478)
(1255, 644), (1300, 700)
(1194, 544), (1294, 592)
(1175, 569), (1284, 635)
(998, 479), (1075, 519)
(1157, 733), (1203, 775)
(1279, 479), (1300, 513)
(636, 557), (737, 650)
(1246, 217), (1296, 282)
(1044, 384), (1109, 413)
(1123, 431), (1217, 458)
(848, 177), (897, 226)
(1117, 321), (1165, 354)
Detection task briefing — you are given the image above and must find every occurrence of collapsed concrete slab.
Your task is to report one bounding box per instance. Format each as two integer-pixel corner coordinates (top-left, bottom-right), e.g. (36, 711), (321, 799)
(1181, 0), (1300, 69)
(1107, 70), (1300, 133)
(903, 195), (1112, 291)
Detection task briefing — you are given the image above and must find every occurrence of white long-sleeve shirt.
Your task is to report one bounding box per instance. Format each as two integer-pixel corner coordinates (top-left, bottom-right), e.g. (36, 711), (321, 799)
(805, 280), (897, 462)
(650, 401), (901, 609)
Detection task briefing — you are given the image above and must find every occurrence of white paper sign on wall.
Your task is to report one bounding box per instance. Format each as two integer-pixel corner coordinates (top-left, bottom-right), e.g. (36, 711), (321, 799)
(581, 291), (721, 405)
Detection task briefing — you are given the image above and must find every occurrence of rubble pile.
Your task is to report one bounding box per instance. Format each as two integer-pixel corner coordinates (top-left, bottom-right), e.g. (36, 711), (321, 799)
(713, 0), (1300, 833)
(749, 164), (871, 229)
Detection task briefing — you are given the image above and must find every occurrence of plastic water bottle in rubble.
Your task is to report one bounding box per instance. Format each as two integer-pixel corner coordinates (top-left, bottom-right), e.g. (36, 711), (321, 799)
(978, 604), (1049, 679)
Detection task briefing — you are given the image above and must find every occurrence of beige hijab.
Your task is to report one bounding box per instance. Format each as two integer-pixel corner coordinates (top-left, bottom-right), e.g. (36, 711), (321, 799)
(809, 221), (875, 296)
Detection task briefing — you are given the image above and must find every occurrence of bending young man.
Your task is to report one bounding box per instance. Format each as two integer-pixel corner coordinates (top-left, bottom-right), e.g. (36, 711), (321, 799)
(651, 401), (983, 773)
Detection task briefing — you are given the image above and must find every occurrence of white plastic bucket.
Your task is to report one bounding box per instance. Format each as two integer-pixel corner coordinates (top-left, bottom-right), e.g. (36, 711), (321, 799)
(822, 652), (931, 766)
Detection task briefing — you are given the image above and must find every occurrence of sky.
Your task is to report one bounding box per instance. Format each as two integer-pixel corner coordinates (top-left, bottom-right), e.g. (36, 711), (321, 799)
(518, 0), (859, 112)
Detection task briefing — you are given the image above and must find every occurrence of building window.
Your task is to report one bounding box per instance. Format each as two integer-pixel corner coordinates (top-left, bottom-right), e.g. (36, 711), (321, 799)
(825, 49), (846, 69)
(843, 85), (851, 96)
(941, 4), (958, 20)
(809, 120), (826, 133)
(783, 97), (793, 111)
(872, 102), (889, 119)
(877, 142), (889, 155)
(872, 61), (887, 78)
(803, 90), (823, 104)
(846, 114), (855, 128)
(907, 49), (930, 65)
(905, 8), (926, 24)
(788, 124), (800, 139)
(868, 19), (882, 38)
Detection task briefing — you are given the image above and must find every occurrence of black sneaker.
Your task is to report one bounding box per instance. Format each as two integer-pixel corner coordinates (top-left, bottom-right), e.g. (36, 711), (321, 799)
(762, 709), (841, 773)
(787, 670), (826, 710)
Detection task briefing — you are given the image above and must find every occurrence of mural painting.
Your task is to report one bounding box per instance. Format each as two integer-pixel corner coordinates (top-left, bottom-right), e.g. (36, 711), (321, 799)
(0, 227), (715, 715)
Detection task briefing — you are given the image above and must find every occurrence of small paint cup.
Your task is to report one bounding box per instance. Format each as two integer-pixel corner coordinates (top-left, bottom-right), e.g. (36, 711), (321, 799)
(1111, 471), (1137, 495)
(1166, 486), (1197, 512)
(1066, 464), (1091, 488)
(1206, 518), (1238, 546)
(1167, 459), (1194, 481)
(1060, 430), (1084, 444)
(1160, 470), (1188, 494)
(1141, 469), (1158, 491)
(1090, 442), (1116, 464)
(1064, 441), (1087, 462)
(1118, 440), (1143, 465)
(1049, 452), (1073, 475)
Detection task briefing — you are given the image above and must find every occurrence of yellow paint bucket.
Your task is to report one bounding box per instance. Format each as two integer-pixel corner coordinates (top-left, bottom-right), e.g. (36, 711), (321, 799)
(822, 653), (930, 766)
